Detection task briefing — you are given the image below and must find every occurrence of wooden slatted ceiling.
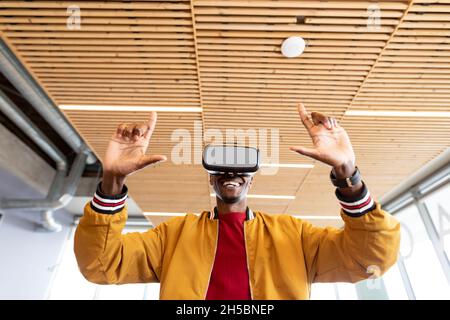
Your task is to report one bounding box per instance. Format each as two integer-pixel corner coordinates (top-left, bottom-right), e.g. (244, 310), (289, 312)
(1, 0), (449, 226)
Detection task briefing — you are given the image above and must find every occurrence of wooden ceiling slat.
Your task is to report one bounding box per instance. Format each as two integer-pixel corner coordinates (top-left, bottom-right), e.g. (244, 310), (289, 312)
(194, 23), (394, 33)
(0, 9), (191, 18)
(6, 31), (194, 39)
(194, 7), (404, 18)
(10, 38), (195, 45)
(193, 1), (408, 10)
(26, 57), (197, 64)
(2, 25), (194, 33)
(197, 36), (387, 46)
(383, 49), (450, 56)
(199, 57), (375, 65)
(395, 29), (450, 36)
(29, 63), (197, 69)
(32, 68), (198, 74)
(42, 79), (198, 84)
(45, 84), (199, 90)
(0, 17), (193, 25)
(202, 75), (365, 81)
(35, 73), (198, 79)
(0, 1), (191, 10)
(201, 67), (369, 75)
(196, 15), (297, 23)
(200, 50), (380, 59)
(20, 51), (196, 58)
(391, 35), (450, 42)
(304, 17), (400, 25)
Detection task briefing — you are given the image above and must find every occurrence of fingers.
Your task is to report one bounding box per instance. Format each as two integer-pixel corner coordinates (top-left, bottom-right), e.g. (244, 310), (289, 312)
(145, 111), (158, 139)
(289, 146), (321, 161)
(310, 112), (339, 130)
(132, 123), (148, 140)
(115, 122), (151, 141)
(297, 103), (314, 131)
(116, 123), (126, 137)
(137, 154), (167, 170)
(122, 124), (133, 139)
(297, 103), (339, 131)
(311, 112), (332, 129)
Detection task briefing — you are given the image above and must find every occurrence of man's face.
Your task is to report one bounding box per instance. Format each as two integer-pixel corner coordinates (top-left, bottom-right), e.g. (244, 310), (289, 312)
(209, 173), (253, 204)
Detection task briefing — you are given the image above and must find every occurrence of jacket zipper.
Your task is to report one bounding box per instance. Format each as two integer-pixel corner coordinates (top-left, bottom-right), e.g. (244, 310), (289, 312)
(204, 220), (219, 300)
(243, 222), (254, 300)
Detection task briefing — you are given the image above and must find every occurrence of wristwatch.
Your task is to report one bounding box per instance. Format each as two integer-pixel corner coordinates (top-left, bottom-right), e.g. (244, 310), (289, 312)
(330, 166), (361, 188)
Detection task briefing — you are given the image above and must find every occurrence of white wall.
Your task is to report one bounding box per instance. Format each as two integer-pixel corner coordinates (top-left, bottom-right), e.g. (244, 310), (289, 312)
(0, 168), (72, 299)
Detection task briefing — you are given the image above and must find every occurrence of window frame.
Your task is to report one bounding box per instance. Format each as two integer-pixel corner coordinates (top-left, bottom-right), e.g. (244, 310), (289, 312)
(382, 163), (450, 300)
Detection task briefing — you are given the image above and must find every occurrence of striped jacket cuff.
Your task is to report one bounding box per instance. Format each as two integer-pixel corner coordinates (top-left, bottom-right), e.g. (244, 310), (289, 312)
(90, 182), (128, 214)
(335, 182), (376, 217)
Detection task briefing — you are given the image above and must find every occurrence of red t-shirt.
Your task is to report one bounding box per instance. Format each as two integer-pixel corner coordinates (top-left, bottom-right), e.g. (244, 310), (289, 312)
(205, 212), (252, 300)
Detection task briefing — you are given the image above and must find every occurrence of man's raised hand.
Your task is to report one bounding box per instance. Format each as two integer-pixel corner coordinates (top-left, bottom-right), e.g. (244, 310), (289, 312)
(290, 103), (356, 178)
(102, 112), (167, 195)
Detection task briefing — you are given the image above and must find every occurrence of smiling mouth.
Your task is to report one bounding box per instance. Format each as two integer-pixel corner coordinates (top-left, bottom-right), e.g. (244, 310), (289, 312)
(219, 176), (244, 189)
(222, 181), (242, 188)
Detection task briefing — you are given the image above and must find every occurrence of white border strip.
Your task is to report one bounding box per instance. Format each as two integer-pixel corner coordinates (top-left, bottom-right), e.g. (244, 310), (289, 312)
(93, 193), (127, 204)
(91, 201), (126, 212)
(341, 199), (375, 214)
(338, 191), (371, 206)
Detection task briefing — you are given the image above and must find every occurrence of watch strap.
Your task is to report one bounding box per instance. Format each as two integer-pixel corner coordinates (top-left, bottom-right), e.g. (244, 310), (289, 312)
(330, 166), (361, 188)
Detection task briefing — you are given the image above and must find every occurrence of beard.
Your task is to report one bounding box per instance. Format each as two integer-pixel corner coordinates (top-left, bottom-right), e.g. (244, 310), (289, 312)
(213, 180), (249, 204)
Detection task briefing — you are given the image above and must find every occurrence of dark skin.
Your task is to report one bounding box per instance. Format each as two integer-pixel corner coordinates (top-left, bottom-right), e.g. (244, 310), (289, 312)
(289, 103), (363, 199)
(209, 173), (253, 215)
(102, 104), (363, 213)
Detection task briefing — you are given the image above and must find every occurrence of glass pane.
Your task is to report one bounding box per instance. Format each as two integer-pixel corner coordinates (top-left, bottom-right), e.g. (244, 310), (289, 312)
(49, 226), (159, 300)
(144, 283), (161, 300)
(382, 263), (409, 300)
(396, 205), (450, 299)
(97, 283), (147, 300)
(48, 230), (97, 300)
(422, 183), (450, 261)
(310, 283), (337, 300)
(336, 283), (357, 300)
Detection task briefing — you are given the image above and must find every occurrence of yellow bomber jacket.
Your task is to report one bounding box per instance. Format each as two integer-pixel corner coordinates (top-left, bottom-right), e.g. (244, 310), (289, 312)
(74, 183), (400, 300)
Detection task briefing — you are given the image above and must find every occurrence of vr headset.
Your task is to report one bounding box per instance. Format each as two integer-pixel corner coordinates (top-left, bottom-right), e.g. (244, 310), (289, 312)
(202, 145), (260, 176)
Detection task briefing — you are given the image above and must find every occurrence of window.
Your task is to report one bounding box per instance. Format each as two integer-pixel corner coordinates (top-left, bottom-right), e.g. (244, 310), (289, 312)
(422, 183), (450, 262)
(310, 283), (357, 300)
(381, 263), (409, 300)
(380, 164), (450, 300)
(392, 204), (450, 299)
(48, 225), (160, 300)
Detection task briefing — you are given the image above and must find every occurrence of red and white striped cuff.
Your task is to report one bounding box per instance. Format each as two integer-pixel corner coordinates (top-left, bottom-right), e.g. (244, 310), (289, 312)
(335, 182), (376, 217)
(90, 182), (128, 214)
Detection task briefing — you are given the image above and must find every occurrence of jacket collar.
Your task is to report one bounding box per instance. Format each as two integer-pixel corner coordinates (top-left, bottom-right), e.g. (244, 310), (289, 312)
(209, 207), (255, 221)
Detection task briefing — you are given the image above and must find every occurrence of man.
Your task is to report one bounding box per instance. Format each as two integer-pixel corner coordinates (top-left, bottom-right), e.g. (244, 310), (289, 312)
(74, 103), (400, 300)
